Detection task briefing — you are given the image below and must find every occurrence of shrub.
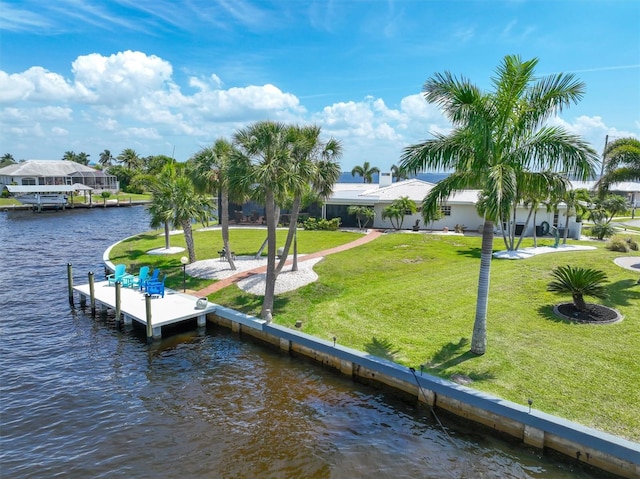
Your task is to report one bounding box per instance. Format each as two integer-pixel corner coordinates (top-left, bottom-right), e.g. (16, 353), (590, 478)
(607, 235), (638, 252)
(547, 265), (608, 311)
(302, 217), (341, 231)
(590, 222), (616, 240)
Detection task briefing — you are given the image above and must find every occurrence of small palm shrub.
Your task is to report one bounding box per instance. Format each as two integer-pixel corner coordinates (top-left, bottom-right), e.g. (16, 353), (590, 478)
(590, 222), (616, 240)
(547, 265), (608, 311)
(607, 235), (639, 252)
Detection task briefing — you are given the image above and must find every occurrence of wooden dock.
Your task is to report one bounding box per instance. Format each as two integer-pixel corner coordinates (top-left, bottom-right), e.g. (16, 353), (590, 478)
(73, 280), (217, 340)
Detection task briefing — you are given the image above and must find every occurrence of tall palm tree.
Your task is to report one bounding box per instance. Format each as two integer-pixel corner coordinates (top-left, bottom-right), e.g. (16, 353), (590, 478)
(99, 149), (114, 169)
(597, 137), (640, 193)
(399, 55), (597, 355)
(285, 125), (342, 271)
(189, 139), (237, 269)
(117, 148), (142, 170)
(229, 121), (341, 319)
(351, 161), (380, 183)
(230, 121), (294, 319)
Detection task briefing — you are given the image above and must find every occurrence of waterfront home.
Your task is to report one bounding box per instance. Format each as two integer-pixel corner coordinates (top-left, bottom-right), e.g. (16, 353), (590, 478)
(323, 173), (640, 236)
(0, 160), (119, 194)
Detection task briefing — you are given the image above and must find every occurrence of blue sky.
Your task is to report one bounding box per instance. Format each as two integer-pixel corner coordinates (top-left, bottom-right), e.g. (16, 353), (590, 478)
(1, 0), (639, 171)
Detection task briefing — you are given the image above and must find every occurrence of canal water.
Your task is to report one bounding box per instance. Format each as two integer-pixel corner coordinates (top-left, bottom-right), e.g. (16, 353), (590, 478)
(0, 207), (611, 478)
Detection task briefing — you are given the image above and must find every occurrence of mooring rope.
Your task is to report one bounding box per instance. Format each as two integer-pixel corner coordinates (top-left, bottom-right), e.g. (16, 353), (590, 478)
(409, 367), (452, 441)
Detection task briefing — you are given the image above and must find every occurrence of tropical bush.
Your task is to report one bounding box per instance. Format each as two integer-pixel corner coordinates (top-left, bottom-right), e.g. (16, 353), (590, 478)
(606, 235), (639, 252)
(347, 205), (375, 229)
(590, 222), (616, 240)
(302, 217), (341, 231)
(547, 265), (608, 311)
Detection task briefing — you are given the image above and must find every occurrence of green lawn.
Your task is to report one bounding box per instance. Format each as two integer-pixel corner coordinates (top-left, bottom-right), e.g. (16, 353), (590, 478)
(109, 227), (364, 292)
(205, 232), (640, 442)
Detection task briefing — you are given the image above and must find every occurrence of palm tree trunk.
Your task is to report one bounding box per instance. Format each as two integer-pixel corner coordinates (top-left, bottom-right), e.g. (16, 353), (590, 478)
(563, 213), (571, 245)
(261, 190), (277, 319)
(532, 210), (538, 248)
(515, 206), (535, 251)
(292, 231), (298, 272)
(255, 206), (280, 259)
(471, 219), (494, 355)
(220, 189), (236, 270)
(573, 293), (587, 311)
(276, 197), (301, 274)
(182, 220), (196, 263)
(164, 221), (171, 250)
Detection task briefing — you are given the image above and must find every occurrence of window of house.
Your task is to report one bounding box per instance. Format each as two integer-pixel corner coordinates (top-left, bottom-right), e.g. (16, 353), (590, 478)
(441, 206), (451, 216)
(22, 178), (35, 185)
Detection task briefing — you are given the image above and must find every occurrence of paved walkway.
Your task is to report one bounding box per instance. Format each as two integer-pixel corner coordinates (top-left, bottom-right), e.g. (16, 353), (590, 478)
(194, 229), (384, 296)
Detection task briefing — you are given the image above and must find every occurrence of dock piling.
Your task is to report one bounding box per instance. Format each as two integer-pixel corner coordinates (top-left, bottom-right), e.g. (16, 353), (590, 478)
(145, 293), (153, 343)
(88, 272), (96, 317)
(67, 263), (74, 306)
(115, 281), (122, 326)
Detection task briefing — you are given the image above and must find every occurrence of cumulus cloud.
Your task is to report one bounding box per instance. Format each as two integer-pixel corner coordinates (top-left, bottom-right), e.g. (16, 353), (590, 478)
(1, 49), (636, 168)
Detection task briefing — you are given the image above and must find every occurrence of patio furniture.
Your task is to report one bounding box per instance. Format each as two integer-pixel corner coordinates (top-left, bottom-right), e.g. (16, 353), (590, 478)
(142, 268), (160, 291)
(107, 264), (131, 286)
(131, 266), (150, 290)
(146, 275), (166, 298)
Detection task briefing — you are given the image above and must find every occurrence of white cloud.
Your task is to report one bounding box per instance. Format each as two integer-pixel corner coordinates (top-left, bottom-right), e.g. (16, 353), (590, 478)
(1, 49), (636, 169)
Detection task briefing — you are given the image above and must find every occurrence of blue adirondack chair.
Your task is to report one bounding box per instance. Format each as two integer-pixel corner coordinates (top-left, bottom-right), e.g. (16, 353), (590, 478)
(142, 268), (160, 291)
(131, 266), (150, 290)
(107, 264), (127, 286)
(146, 275), (166, 298)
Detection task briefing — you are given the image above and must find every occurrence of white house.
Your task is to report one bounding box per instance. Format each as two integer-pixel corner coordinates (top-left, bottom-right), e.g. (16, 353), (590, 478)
(323, 174), (640, 238)
(0, 160), (119, 193)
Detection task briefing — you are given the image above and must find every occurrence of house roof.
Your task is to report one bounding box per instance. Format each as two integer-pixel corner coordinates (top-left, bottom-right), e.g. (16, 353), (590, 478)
(327, 179), (437, 205)
(327, 179), (482, 206)
(569, 180), (640, 193)
(0, 160), (112, 178)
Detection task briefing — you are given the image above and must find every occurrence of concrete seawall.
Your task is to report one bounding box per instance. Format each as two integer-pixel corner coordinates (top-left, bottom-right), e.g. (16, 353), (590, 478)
(209, 305), (640, 479)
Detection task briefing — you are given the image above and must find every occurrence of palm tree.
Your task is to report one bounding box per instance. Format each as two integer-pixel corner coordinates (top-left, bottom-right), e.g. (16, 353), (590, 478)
(547, 265), (608, 312)
(75, 152), (90, 165)
(62, 151), (77, 162)
(348, 205), (375, 229)
(147, 163), (212, 262)
(230, 121), (294, 319)
(351, 161), (380, 183)
(117, 148), (142, 170)
(189, 139), (237, 269)
(2, 153), (15, 163)
(99, 150), (114, 169)
(229, 121), (341, 319)
(391, 164), (409, 182)
(399, 55), (598, 355)
(381, 196), (417, 230)
(167, 175), (212, 263)
(286, 125), (342, 271)
(597, 137), (640, 193)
